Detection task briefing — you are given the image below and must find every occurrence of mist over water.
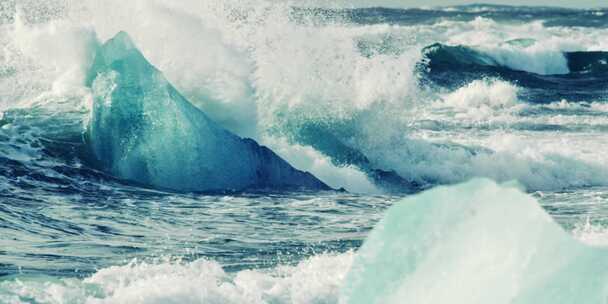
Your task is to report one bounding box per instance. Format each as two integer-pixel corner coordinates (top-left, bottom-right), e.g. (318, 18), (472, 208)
(1, 1), (608, 303)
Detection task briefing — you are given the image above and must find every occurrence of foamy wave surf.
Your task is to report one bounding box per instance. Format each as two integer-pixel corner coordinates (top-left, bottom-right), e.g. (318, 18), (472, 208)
(0, 253), (354, 304)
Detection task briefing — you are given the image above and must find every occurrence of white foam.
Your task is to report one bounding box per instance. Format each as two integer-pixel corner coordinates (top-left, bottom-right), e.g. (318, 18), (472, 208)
(0, 9), (96, 112)
(442, 17), (599, 75)
(480, 37), (572, 75)
(0, 252), (354, 304)
(262, 137), (381, 194)
(438, 78), (521, 120)
(572, 218), (608, 247)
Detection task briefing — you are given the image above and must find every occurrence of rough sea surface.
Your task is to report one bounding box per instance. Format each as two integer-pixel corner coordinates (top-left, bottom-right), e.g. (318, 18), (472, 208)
(1, 1), (608, 303)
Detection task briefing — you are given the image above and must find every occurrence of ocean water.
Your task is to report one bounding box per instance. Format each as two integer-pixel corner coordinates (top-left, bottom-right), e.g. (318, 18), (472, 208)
(1, 1), (608, 303)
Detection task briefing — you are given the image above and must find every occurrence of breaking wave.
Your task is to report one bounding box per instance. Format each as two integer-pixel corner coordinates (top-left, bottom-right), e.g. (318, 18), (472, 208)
(1, 1), (608, 194)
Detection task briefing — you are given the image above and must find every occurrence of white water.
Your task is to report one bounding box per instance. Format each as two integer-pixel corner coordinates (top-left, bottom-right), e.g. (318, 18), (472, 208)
(0, 253), (354, 304)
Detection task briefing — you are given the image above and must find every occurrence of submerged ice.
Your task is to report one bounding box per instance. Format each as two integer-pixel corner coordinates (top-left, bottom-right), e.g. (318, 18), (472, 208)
(341, 179), (608, 304)
(85, 32), (329, 192)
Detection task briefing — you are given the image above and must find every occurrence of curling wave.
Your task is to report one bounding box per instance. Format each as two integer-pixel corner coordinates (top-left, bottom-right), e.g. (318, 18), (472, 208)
(420, 42), (608, 102)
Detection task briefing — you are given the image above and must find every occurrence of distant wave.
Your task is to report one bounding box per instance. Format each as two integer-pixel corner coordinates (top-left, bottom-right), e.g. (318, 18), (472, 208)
(419, 43), (608, 102)
(294, 5), (608, 28)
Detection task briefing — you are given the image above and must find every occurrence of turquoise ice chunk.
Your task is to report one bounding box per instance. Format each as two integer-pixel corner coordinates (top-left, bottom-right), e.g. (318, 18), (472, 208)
(341, 179), (608, 303)
(85, 32), (328, 192)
